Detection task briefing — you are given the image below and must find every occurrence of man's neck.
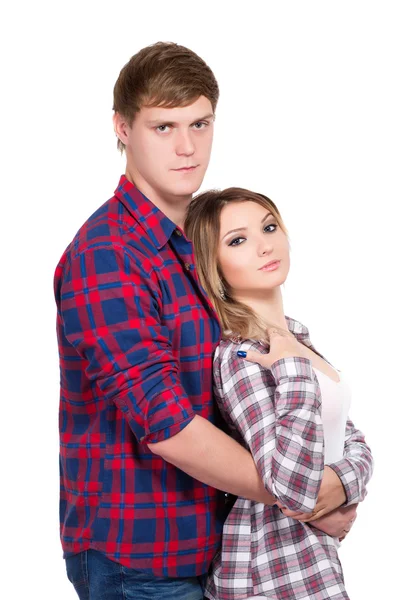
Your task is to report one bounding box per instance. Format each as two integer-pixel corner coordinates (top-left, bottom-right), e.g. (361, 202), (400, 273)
(125, 169), (191, 230)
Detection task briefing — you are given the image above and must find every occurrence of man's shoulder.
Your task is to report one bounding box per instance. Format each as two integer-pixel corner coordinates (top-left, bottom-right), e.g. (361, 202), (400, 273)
(54, 194), (157, 286)
(71, 195), (139, 252)
(63, 192), (158, 261)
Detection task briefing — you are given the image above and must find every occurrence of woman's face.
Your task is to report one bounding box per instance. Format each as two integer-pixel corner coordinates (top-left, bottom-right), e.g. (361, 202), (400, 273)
(217, 201), (290, 298)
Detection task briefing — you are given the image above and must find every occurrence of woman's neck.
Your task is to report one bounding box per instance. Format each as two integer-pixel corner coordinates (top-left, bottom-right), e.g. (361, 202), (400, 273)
(234, 288), (289, 332)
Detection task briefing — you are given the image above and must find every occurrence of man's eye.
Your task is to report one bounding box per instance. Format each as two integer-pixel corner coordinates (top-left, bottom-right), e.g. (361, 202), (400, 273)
(156, 125), (170, 133)
(193, 121), (208, 129)
(228, 237), (245, 247)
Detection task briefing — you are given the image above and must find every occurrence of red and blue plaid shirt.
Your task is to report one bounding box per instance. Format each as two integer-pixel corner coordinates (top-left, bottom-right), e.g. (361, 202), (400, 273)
(54, 175), (224, 577)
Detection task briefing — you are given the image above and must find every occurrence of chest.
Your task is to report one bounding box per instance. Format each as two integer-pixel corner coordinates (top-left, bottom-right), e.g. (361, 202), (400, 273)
(299, 343), (340, 383)
(154, 241), (220, 355)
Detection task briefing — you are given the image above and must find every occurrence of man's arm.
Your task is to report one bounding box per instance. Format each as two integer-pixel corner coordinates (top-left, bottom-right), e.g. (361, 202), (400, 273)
(148, 415), (275, 504)
(59, 244), (274, 505)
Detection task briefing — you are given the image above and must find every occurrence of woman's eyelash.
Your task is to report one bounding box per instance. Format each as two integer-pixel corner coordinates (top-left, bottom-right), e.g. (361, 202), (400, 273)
(228, 237), (245, 246)
(228, 223), (278, 246)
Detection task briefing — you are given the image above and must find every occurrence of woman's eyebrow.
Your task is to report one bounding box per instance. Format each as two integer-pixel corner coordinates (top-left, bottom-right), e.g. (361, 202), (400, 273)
(261, 211), (272, 223)
(221, 212), (272, 241)
(221, 227), (247, 241)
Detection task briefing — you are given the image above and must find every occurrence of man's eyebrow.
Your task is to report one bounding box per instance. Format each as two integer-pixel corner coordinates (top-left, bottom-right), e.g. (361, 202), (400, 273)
(145, 113), (215, 126)
(221, 212), (272, 241)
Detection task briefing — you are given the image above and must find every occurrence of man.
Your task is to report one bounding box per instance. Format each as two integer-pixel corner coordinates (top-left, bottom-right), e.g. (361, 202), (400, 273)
(55, 42), (354, 600)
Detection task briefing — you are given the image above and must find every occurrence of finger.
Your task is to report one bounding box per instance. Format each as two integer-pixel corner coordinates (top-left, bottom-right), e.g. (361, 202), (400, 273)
(237, 350), (270, 368)
(293, 514), (316, 522)
(306, 509), (328, 522)
(280, 509), (304, 518)
(347, 505), (358, 519)
(280, 508), (314, 520)
(302, 504), (328, 521)
(347, 516), (357, 529)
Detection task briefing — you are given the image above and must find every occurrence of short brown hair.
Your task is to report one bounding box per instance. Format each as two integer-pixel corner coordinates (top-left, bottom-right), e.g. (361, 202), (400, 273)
(113, 42), (219, 152)
(185, 188), (288, 340)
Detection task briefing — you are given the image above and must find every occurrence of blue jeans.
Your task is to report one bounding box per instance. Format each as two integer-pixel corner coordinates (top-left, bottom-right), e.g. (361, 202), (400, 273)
(65, 550), (207, 600)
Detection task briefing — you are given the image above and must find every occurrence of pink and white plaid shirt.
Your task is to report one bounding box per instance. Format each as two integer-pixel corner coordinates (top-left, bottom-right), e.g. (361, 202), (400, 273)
(206, 317), (373, 600)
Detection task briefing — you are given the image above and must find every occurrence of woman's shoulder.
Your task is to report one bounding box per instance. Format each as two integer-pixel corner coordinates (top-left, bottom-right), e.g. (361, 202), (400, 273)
(213, 337), (276, 397)
(215, 337), (268, 365)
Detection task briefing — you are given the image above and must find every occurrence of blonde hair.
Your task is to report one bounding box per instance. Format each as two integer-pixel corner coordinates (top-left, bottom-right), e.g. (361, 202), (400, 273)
(185, 187), (288, 341)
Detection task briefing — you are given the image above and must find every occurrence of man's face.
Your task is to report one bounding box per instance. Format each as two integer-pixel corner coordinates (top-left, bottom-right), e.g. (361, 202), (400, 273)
(115, 96), (214, 203)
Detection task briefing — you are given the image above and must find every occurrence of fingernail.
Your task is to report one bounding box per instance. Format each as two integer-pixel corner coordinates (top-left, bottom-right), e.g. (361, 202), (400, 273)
(237, 351), (247, 358)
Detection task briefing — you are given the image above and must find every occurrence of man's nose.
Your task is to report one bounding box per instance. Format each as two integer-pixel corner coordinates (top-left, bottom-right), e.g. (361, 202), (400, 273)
(175, 130), (195, 156)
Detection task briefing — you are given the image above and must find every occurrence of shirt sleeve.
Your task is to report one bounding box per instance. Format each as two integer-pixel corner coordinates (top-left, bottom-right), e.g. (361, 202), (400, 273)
(327, 418), (374, 505)
(57, 244), (196, 444)
(215, 345), (325, 513)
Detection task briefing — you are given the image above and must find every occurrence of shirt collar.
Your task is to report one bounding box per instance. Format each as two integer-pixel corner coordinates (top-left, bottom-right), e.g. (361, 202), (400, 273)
(114, 175), (177, 250)
(228, 316), (312, 346)
(285, 316), (311, 343)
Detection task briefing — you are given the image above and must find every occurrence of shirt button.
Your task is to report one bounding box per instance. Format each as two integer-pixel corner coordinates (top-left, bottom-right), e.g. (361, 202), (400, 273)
(175, 229), (183, 236)
(184, 262), (192, 271)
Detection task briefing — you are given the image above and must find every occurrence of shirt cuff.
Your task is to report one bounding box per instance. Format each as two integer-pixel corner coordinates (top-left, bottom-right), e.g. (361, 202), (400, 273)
(270, 356), (314, 381)
(328, 459), (359, 506)
(142, 414), (195, 444)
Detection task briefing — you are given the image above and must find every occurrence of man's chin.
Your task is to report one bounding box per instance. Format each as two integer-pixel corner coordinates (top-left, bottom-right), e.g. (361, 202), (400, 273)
(169, 180), (204, 198)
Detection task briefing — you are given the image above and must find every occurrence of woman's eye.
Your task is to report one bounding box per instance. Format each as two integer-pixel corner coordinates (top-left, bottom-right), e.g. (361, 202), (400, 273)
(228, 237), (245, 247)
(264, 223), (277, 233)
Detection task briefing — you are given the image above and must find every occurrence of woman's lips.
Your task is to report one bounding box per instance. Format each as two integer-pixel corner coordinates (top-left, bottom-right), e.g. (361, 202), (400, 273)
(259, 260), (281, 271)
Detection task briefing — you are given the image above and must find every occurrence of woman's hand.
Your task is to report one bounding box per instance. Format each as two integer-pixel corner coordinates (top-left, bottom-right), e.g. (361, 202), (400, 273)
(276, 492), (358, 540)
(310, 504), (358, 540)
(276, 466), (347, 521)
(238, 327), (307, 369)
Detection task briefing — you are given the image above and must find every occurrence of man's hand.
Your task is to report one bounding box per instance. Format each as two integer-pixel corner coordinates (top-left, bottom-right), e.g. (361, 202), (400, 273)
(276, 466), (346, 522)
(308, 504), (358, 540)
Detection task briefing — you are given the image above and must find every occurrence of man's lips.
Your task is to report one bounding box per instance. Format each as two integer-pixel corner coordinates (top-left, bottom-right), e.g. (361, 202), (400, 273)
(258, 260), (281, 271)
(172, 165), (199, 172)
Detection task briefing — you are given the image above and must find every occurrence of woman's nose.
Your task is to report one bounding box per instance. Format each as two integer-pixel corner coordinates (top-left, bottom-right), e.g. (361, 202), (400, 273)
(257, 240), (273, 257)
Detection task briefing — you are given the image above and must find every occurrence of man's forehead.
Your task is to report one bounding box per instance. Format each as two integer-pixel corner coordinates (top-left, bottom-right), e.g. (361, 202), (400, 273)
(141, 96), (213, 123)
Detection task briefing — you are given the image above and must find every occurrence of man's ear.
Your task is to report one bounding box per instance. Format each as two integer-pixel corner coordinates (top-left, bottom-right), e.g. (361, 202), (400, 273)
(113, 112), (130, 146)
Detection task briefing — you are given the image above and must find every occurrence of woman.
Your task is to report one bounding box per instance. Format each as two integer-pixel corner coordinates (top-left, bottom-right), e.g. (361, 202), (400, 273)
(185, 188), (373, 600)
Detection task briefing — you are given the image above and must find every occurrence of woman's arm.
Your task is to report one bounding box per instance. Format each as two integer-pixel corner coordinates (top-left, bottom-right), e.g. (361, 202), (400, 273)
(327, 418), (373, 505)
(278, 419), (373, 523)
(216, 343), (325, 513)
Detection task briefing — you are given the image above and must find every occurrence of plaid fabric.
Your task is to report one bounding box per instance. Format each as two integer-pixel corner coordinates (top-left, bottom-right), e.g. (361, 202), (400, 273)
(206, 317), (373, 600)
(54, 175), (224, 577)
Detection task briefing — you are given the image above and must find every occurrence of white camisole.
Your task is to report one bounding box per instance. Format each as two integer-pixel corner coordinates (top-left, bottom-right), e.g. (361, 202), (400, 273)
(313, 367), (351, 464)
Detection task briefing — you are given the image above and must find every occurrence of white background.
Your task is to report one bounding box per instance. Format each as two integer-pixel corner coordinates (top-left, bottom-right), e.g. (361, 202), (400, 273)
(2, 1), (399, 598)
